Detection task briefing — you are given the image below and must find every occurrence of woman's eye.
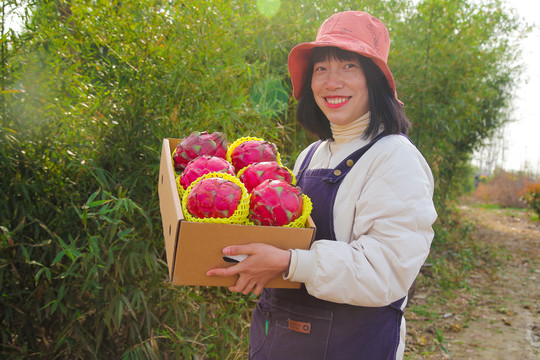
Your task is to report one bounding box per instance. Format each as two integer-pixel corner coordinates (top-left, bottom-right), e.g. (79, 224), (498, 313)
(314, 66), (326, 72)
(345, 63), (358, 69)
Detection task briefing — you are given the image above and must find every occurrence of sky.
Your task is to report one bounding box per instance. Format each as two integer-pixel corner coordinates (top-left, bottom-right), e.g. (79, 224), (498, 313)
(4, 1), (540, 173)
(500, 0), (540, 173)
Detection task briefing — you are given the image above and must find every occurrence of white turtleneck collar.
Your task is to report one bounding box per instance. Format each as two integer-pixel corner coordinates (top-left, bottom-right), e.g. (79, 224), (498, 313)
(330, 112), (370, 145)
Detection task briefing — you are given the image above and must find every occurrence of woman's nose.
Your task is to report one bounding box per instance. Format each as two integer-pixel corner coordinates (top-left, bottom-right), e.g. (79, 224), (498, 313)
(325, 70), (343, 90)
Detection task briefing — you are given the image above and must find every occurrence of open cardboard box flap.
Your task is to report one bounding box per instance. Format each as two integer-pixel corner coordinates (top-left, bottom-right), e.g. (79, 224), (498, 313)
(158, 138), (316, 288)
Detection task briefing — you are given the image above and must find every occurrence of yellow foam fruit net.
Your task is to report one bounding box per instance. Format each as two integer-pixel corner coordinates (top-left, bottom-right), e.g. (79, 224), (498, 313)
(182, 172), (250, 224)
(226, 136), (283, 169)
(175, 175), (185, 199)
(236, 162), (296, 186)
(285, 194), (313, 228)
(171, 147), (179, 174)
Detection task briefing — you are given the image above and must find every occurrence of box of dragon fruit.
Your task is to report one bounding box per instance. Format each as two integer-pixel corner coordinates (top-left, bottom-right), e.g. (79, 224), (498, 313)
(158, 137), (316, 288)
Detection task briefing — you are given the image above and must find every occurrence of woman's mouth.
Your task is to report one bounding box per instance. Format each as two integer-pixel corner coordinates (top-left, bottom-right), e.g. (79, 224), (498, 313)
(324, 96), (350, 108)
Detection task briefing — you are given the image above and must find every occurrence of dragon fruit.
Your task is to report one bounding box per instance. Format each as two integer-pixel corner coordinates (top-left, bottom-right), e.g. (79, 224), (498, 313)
(173, 131), (227, 172)
(186, 176), (243, 219)
(249, 179), (304, 226)
(229, 139), (278, 172)
(180, 155), (235, 190)
(238, 161), (294, 193)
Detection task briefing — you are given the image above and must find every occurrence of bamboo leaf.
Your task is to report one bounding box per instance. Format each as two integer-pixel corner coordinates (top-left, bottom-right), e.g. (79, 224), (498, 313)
(52, 249), (66, 265)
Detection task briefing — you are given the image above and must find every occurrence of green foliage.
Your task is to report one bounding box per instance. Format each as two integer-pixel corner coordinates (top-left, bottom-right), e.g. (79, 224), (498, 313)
(0, 0), (528, 358)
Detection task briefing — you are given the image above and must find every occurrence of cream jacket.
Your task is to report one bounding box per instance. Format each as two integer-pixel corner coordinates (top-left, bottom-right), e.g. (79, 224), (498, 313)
(287, 134), (437, 307)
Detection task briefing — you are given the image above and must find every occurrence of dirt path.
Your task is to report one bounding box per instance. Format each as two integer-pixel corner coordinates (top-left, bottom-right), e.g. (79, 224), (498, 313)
(405, 205), (540, 360)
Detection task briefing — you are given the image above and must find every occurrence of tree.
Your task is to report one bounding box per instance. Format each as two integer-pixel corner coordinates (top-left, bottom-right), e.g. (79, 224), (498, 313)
(390, 0), (526, 211)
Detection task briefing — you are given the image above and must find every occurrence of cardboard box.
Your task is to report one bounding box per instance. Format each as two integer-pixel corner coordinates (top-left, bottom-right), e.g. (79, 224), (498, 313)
(158, 138), (316, 288)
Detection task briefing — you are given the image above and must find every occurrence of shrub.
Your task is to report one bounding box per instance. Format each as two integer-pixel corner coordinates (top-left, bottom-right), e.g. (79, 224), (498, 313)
(521, 183), (540, 217)
(469, 168), (531, 208)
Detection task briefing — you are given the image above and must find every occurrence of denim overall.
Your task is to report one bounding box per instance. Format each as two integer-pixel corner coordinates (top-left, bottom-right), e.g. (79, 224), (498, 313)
(249, 133), (405, 360)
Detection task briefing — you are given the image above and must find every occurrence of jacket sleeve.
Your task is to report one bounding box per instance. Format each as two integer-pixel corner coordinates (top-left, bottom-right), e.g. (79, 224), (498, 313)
(287, 137), (437, 306)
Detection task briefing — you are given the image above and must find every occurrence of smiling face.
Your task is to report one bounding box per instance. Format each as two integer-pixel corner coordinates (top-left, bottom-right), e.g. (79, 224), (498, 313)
(310, 50), (369, 126)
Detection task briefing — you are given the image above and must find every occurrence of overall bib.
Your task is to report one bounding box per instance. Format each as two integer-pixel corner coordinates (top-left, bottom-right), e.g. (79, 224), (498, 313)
(249, 134), (405, 360)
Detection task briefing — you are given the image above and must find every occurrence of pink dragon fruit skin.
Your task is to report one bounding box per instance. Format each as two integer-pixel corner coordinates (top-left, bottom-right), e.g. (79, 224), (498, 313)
(180, 155), (235, 189)
(249, 179), (304, 226)
(186, 177), (243, 219)
(230, 140), (278, 172)
(173, 131), (228, 171)
(239, 161), (294, 193)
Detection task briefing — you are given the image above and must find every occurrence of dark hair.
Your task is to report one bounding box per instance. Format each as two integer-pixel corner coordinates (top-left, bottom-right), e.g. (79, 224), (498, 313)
(296, 47), (410, 140)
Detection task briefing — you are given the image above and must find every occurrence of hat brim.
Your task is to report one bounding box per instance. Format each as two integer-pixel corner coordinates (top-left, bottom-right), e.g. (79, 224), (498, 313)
(288, 38), (397, 101)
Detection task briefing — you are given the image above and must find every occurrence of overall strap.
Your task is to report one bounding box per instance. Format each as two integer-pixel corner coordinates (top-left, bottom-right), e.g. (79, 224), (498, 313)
(296, 140), (323, 181)
(322, 132), (387, 184)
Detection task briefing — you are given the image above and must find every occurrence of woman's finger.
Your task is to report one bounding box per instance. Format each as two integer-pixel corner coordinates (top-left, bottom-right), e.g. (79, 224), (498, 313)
(223, 244), (256, 257)
(228, 274), (252, 294)
(241, 279), (257, 295)
(206, 265), (239, 277)
(253, 282), (265, 296)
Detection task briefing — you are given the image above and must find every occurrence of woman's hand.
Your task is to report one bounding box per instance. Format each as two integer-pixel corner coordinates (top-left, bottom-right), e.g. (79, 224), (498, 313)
(206, 244), (291, 296)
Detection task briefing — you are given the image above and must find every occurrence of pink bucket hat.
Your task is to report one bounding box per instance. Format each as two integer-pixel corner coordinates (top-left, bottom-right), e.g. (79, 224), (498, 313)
(288, 11), (397, 100)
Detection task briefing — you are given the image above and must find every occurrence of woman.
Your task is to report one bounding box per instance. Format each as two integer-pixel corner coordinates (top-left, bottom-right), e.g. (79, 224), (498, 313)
(207, 11), (437, 359)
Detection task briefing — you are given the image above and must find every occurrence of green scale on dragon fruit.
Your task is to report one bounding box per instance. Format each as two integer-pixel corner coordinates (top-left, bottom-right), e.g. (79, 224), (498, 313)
(173, 131), (228, 172)
(250, 179), (303, 226)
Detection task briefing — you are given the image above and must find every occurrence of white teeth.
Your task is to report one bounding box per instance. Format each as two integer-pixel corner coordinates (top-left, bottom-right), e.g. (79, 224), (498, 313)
(326, 97), (348, 104)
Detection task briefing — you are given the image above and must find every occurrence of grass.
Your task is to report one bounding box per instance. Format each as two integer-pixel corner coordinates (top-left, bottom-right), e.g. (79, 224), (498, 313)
(467, 201), (539, 222)
(409, 304), (440, 319)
